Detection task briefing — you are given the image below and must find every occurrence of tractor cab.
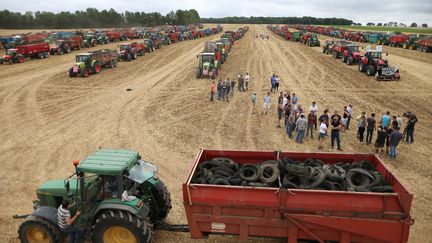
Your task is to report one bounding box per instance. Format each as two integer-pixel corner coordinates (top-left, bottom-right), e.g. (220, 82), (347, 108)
(20, 149), (171, 243)
(0, 48), (24, 64)
(119, 43), (132, 52)
(76, 53), (92, 64)
(199, 53), (215, 65)
(5, 48), (18, 57)
(347, 45), (360, 55)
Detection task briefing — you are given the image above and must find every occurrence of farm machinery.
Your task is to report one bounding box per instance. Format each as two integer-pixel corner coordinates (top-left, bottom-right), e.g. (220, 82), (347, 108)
(96, 32), (109, 45)
(417, 37), (432, 52)
(301, 33), (320, 47)
(50, 40), (72, 55)
(403, 35), (419, 50)
(119, 42), (146, 61)
(80, 33), (97, 48)
(389, 35), (408, 47)
(291, 32), (303, 42)
(358, 46), (400, 81)
(0, 48), (25, 64)
(17, 149), (171, 243)
(322, 40), (336, 54)
(0, 42), (50, 64)
(69, 49), (118, 77)
(196, 53), (219, 79)
(143, 39), (155, 52)
(341, 44), (361, 65)
(203, 41), (223, 64)
(369, 33), (390, 45)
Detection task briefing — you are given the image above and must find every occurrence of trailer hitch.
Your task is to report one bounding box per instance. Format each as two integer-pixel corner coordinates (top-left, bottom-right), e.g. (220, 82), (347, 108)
(155, 223), (190, 232)
(13, 214), (30, 219)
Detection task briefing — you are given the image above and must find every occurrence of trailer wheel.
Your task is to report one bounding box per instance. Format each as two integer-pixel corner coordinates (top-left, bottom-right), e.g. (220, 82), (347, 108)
(358, 62), (365, 72)
(239, 164), (259, 182)
(109, 61), (115, 68)
(38, 53), (44, 59)
(92, 210), (152, 243)
(44, 52), (49, 58)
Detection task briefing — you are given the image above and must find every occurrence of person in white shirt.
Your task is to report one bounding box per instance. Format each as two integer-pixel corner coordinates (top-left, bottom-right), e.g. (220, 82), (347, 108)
(282, 94), (288, 108)
(309, 101), (318, 129)
(318, 120), (328, 150)
(346, 104), (353, 130)
(244, 72), (250, 90)
(262, 92), (271, 115)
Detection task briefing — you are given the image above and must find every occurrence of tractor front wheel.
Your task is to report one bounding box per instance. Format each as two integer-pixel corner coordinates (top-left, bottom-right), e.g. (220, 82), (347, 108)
(82, 68), (89, 77)
(196, 69), (202, 79)
(149, 180), (172, 225)
(92, 210), (152, 243)
(347, 57), (353, 65)
(18, 215), (61, 243)
(366, 65), (376, 76)
(94, 63), (101, 74)
(358, 62), (365, 72)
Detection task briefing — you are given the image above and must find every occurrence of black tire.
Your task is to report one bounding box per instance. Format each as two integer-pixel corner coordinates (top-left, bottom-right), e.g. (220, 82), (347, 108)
(213, 165), (235, 175)
(370, 186), (394, 193)
(211, 178), (230, 185)
(258, 163), (279, 184)
(18, 215), (61, 243)
(358, 62), (365, 72)
(332, 51), (338, 59)
(347, 57), (353, 65)
(359, 160), (376, 171)
(366, 65), (376, 76)
(319, 180), (336, 190)
(92, 210), (152, 243)
(149, 180), (172, 225)
(239, 164), (259, 182)
(299, 167), (326, 189)
(346, 168), (374, 190)
(109, 60), (114, 68)
(69, 68), (76, 77)
(213, 169), (232, 177)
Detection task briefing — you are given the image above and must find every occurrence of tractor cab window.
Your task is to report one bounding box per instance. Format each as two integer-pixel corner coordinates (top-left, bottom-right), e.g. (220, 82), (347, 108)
(120, 45), (131, 51)
(348, 46), (359, 52)
(125, 160), (157, 184)
(201, 55), (214, 63)
(369, 52), (382, 59)
(76, 55), (90, 63)
(6, 49), (16, 55)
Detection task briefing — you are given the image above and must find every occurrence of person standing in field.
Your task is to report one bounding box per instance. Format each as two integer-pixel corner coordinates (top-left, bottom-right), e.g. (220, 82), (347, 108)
(309, 101), (318, 129)
(375, 126), (387, 155)
(305, 111), (316, 139)
(287, 110), (296, 139)
(346, 104), (353, 130)
(396, 115), (403, 128)
(381, 111), (391, 129)
(283, 102), (291, 129)
(277, 92), (284, 128)
(251, 92), (257, 114)
(318, 119), (327, 150)
(270, 74), (276, 93)
(230, 78), (236, 96)
(210, 81), (215, 101)
(330, 112), (342, 151)
(221, 82), (229, 102)
(244, 72), (250, 90)
(291, 93), (298, 110)
(342, 106), (349, 131)
(217, 79), (222, 100)
(405, 114), (417, 143)
(295, 114), (307, 143)
(366, 113), (376, 145)
(389, 126), (403, 159)
(262, 92), (271, 115)
(238, 74), (244, 92)
(357, 112), (367, 143)
(275, 75), (280, 91)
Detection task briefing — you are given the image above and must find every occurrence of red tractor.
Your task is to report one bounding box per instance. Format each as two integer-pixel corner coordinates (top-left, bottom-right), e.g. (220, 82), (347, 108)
(358, 47), (400, 81)
(330, 41), (350, 59)
(284, 31), (293, 41)
(341, 44), (361, 65)
(119, 42), (146, 61)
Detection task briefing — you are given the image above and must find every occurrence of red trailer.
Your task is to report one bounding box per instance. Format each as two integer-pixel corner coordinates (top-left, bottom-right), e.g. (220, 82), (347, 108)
(183, 149), (413, 243)
(417, 37), (432, 52)
(284, 31), (293, 41)
(389, 35), (408, 48)
(23, 33), (49, 44)
(168, 32), (179, 43)
(106, 31), (121, 42)
(17, 42), (50, 58)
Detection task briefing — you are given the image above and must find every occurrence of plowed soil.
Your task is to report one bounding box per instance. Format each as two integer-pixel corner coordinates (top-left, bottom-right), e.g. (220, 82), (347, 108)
(0, 24), (431, 242)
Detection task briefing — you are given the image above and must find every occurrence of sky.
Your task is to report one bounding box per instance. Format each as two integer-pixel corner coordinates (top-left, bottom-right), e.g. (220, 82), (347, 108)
(0, 0), (431, 25)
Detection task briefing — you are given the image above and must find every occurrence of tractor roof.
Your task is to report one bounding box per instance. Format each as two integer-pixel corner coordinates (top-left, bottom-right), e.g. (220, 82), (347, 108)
(77, 53), (92, 56)
(201, 52), (215, 56)
(76, 149), (139, 175)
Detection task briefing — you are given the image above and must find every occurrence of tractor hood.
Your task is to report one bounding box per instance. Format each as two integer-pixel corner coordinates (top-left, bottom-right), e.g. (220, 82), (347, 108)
(3, 55), (11, 61)
(72, 62), (86, 71)
(37, 179), (75, 196)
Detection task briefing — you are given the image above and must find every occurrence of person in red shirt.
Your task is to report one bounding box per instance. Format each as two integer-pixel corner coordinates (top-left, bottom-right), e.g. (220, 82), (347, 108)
(210, 81), (215, 101)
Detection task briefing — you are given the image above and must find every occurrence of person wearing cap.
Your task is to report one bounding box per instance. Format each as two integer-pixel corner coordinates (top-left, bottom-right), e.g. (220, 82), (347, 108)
(58, 199), (85, 243)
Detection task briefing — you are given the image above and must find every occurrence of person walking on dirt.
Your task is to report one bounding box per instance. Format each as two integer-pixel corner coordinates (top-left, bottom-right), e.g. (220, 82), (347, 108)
(319, 109), (330, 128)
(346, 104), (353, 130)
(287, 111), (296, 139)
(366, 113), (376, 145)
(375, 126), (387, 155)
(275, 75), (280, 91)
(238, 74), (245, 92)
(222, 82), (229, 102)
(230, 78), (236, 96)
(217, 79), (222, 100)
(305, 111), (316, 139)
(342, 106), (349, 131)
(309, 101), (318, 129)
(357, 112), (367, 143)
(251, 92), (257, 114)
(295, 114), (307, 143)
(244, 72), (250, 90)
(277, 92), (284, 127)
(262, 92), (271, 115)
(210, 81), (215, 102)
(283, 102), (291, 128)
(330, 112), (342, 151)
(58, 199), (85, 243)
(405, 114), (417, 143)
(270, 74), (276, 92)
(291, 93), (298, 110)
(318, 119), (327, 150)
(389, 126), (403, 159)
(226, 80), (231, 99)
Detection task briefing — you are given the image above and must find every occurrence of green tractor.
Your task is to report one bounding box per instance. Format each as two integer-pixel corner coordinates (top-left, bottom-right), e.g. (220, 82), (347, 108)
(69, 50), (118, 78)
(403, 35), (419, 50)
(83, 33), (97, 48)
(196, 53), (219, 79)
(96, 33), (109, 45)
(17, 149), (171, 243)
(306, 34), (320, 47)
(291, 32), (303, 42)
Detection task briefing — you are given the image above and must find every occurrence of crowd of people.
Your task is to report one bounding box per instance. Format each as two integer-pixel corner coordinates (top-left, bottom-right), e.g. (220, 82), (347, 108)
(209, 73), (418, 160)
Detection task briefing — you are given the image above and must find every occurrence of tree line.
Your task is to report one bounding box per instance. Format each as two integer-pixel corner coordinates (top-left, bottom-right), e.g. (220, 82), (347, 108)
(201, 16), (353, 25)
(0, 8), (200, 29)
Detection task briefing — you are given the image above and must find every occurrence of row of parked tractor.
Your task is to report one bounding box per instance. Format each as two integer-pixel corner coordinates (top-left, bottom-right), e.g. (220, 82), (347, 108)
(69, 25), (224, 78)
(0, 24), (223, 65)
(286, 24), (432, 53)
(196, 26), (249, 79)
(268, 25), (400, 81)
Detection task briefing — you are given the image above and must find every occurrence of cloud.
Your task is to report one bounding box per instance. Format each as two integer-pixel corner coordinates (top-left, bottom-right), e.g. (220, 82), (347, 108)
(0, 0), (430, 24)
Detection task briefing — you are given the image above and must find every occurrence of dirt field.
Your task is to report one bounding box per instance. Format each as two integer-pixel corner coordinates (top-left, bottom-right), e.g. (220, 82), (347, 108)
(0, 24), (431, 242)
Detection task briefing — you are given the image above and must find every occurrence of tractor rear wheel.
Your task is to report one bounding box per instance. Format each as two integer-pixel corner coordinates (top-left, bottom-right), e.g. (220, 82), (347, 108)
(366, 65), (376, 76)
(18, 215), (61, 243)
(92, 210), (152, 243)
(69, 68), (77, 77)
